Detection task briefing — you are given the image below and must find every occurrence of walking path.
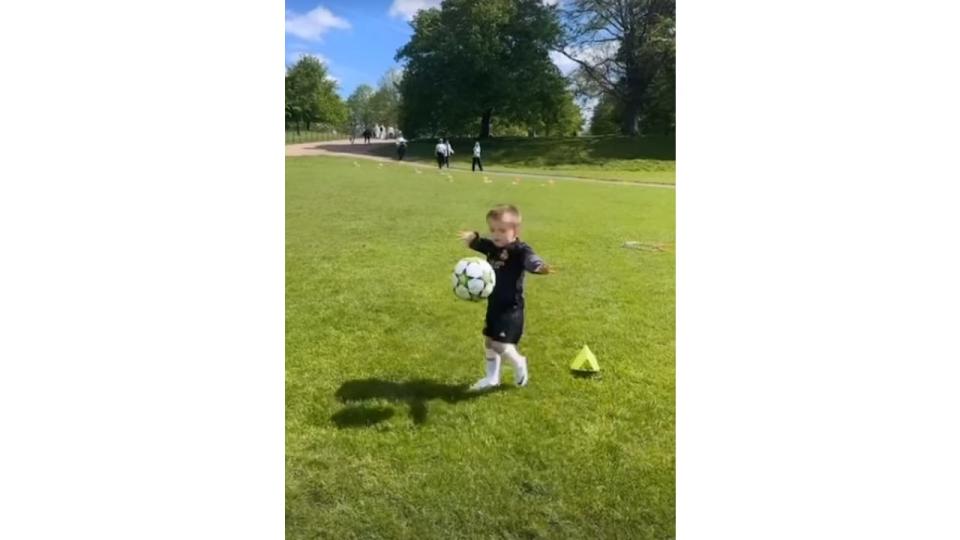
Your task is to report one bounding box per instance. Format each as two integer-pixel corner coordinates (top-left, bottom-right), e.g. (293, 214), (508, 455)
(286, 140), (675, 189)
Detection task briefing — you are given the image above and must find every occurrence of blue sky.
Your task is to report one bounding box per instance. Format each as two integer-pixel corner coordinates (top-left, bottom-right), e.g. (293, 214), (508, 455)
(284, 1), (431, 98)
(285, 1), (574, 98)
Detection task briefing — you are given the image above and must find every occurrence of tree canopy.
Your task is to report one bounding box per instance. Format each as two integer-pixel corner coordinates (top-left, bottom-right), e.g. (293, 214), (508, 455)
(285, 55), (346, 132)
(395, 0), (576, 138)
(557, 0), (675, 135)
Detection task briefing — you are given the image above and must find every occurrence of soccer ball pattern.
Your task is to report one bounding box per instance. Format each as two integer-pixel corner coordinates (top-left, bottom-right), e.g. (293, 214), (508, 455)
(451, 257), (496, 301)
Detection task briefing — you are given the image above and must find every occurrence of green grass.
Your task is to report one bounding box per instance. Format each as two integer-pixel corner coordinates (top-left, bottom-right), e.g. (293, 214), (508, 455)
(370, 135), (676, 184)
(287, 155), (675, 539)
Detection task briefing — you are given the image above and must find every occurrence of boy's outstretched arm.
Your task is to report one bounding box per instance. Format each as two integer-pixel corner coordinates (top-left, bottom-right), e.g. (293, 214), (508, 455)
(523, 248), (553, 274)
(458, 230), (495, 255)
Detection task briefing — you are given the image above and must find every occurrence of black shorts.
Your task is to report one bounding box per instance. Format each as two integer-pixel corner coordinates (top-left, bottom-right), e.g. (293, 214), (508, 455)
(483, 305), (524, 344)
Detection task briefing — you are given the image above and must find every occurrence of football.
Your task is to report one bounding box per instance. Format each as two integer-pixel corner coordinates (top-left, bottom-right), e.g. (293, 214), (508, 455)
(451, 257), (495, 301)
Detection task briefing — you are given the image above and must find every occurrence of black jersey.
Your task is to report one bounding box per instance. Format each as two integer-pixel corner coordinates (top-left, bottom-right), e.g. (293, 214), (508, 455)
(469, 234), (544, 310)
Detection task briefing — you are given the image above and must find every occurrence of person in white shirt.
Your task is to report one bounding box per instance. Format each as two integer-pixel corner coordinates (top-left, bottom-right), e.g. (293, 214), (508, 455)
(444, 139), (454, 168)
(472, 140), (483, 172)
(435, 139), (446, 169)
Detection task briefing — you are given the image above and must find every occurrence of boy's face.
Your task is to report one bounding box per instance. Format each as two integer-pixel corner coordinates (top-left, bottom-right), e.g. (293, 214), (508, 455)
(488, 216), (518, 247)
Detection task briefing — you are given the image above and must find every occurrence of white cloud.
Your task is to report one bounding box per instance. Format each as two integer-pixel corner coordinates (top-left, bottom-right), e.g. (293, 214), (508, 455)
(388, 0), (442, 21)
(549, 50), (578, 75)
(285, 6), (351, 41)
(542, 0), (561, 5)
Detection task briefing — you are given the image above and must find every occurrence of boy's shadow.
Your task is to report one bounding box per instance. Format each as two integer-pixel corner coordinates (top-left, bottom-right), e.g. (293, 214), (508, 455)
(331, 378), (507, 428)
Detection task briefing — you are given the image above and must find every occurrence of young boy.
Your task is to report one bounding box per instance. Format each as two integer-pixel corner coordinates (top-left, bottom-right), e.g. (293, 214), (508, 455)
(458, 204), (551, 390)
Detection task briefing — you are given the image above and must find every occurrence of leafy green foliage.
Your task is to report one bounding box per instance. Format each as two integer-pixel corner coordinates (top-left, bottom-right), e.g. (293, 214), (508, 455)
(396, 0), (575, 138)
(558, 0), (675, 135)
(368, 69), (402, 128)
(285, 55), (347, 132)
(590, 93), (623, 136)
(345, 84), (375, 132)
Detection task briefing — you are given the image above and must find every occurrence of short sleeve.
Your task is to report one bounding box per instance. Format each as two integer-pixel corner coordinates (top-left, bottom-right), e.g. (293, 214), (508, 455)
(520, 243), (545, 273)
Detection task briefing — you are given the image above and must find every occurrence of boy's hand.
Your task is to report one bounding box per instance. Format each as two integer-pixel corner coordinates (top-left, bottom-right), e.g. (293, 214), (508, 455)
(535, 263), (555, 274)
(458, 230), (477, 244)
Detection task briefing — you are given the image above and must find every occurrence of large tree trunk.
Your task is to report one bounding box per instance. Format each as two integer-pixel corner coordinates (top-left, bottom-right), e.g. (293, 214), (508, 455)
(479, 108), (493, 139)
(620, 61), (651, 136)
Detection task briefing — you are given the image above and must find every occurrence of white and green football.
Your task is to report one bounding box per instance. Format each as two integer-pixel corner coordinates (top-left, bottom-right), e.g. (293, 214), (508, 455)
(451, 257), (496, 301)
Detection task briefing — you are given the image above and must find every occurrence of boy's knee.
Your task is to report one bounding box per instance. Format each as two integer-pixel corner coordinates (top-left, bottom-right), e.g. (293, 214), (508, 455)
(488, 340), (508, 354)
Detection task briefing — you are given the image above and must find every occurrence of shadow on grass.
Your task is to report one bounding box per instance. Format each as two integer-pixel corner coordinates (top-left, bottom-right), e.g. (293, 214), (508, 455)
(331, 378), (508, 428)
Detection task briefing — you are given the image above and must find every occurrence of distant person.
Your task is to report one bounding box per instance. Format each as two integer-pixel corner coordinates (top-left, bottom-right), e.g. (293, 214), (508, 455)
(472, 140), (483, 172)
(435, 138), (446, 169)
(444, 139), (454, 168)
(396, 133), (407, 160)
(362, 128), (372, 144)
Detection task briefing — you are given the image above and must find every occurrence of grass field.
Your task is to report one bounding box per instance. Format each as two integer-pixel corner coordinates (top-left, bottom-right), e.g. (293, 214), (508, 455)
(368, 135), (676, 184)
(286, 155), (675, 539)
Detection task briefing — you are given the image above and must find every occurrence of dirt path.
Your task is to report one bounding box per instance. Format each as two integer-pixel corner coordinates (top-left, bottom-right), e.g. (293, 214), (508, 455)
(286, 139), (675, 189)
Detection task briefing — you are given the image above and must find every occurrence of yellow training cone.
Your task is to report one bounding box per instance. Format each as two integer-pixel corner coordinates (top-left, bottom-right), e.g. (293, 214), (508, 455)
(570, 345), (600, 372)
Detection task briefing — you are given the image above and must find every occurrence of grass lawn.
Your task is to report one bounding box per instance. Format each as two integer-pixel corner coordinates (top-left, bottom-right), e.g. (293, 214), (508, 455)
(369, 135), (676, 184)
(286, 155), (675, 539)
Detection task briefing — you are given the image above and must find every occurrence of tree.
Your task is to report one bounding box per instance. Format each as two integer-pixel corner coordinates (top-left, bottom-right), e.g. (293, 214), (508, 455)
(345, 84), (375, 132)
(589, 92), (623, 135)
(395, 0), (568, 139)
(368, 69), (402, 128)
(556, 0), (675, 135)
(285, 55), (346, 132)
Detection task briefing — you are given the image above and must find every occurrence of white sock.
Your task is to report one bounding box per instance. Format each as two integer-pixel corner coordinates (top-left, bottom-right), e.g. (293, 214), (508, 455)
(499, 344), (526, 369)
(499, 344), (528, 385)
(483, 349), (501, 381)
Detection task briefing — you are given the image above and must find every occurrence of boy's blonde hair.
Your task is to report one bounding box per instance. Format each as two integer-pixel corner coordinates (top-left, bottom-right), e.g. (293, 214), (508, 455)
(486, 204), (522, 226)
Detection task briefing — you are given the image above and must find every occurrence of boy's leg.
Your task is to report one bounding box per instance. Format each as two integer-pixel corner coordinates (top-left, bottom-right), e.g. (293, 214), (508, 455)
(481, 307), (527, 387)
(490, 341), (528, 387)
(470, 337), (502, 390)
